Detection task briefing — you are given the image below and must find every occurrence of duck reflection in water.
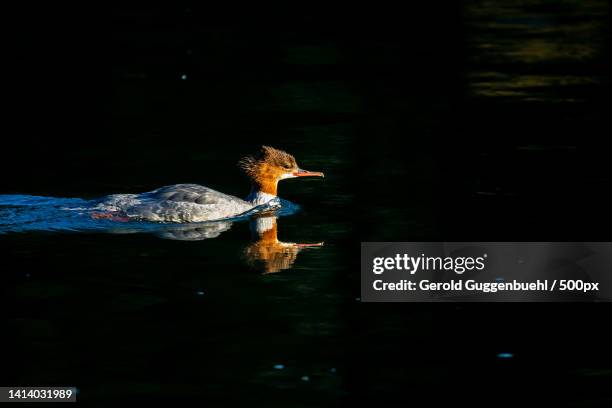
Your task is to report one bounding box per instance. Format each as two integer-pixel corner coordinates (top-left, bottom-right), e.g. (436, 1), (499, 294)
(244, 214), (323, 274)
(134, 212), (324, 273)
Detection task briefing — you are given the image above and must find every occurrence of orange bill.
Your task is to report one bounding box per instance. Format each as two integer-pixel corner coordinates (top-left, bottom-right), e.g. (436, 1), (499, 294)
(293, 169), (325, 177)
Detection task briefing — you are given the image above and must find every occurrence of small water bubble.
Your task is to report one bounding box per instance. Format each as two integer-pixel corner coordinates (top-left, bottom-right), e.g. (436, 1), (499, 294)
(301, 375), (310, 382)
(196, 290), (205, 296)
(330, 367), (337, 373)
(273, 364), (285, 370)
(180, 74), (187, 80)
(355, 297), (361, 302)
(497, 352), (514, 359)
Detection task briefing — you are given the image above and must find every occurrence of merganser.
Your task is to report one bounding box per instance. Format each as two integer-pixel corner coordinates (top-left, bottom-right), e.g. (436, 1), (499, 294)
(91, 146), (324, 223)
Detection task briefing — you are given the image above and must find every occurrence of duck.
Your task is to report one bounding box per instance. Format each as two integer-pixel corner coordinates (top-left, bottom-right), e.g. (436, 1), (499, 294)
(91, 146), (324, 223)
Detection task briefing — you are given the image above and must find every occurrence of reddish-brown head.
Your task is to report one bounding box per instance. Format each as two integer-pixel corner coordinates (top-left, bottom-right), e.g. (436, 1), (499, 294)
(238, 146), (324, 196)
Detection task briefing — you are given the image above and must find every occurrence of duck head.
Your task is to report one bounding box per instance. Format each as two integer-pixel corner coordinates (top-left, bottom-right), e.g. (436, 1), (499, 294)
(239, 146), (324, 204)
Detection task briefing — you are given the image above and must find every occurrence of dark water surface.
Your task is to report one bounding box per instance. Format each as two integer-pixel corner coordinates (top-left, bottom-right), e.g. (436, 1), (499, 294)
(3, 1), (612, 406)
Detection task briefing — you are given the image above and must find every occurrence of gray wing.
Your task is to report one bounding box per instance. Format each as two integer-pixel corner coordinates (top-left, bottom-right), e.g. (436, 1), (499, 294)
(131, 184), (253, 222)
(143, 184), (239, 205)
(96, 184), (252, 222)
